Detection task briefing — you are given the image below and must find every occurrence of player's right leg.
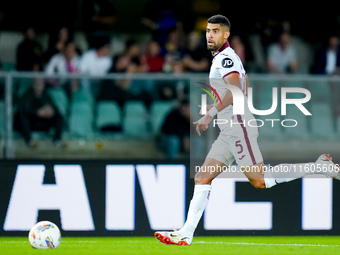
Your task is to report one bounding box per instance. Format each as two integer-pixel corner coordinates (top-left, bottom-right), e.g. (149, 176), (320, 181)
(154, 157), (227, 245)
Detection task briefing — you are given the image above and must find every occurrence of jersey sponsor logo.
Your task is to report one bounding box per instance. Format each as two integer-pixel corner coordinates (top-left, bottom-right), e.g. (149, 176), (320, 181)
(221, 58), (234, 68)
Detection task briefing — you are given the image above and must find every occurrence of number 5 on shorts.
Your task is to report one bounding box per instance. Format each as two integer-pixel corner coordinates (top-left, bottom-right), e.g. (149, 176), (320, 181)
(235, 140), (243, 154)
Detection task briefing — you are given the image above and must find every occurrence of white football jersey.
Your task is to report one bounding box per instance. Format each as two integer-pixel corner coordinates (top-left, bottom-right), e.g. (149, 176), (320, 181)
(206, 42), (263, 167)
(209, 42), (251, 130)
(209, 42), (246, 85)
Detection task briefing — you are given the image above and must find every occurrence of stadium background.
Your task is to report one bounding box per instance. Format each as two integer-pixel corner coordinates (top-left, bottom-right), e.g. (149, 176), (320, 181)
(0, 0), (339, 237)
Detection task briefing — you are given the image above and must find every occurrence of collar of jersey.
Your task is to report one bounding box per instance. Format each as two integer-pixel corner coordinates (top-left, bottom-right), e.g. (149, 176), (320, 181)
(213, 41), (230, 58)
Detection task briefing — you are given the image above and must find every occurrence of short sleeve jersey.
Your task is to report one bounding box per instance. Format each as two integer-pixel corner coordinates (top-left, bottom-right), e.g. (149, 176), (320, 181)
(209, 42), (248, 120)
(209, 42), (246, 91)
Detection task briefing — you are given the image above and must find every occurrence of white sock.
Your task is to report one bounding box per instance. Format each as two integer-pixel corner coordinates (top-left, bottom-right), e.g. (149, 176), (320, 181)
(264, 162), (315, 188)
(179, 184), (211, 236)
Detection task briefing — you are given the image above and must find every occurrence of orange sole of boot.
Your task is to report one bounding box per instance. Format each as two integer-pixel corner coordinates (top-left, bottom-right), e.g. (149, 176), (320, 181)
(154, 232), (189, 246)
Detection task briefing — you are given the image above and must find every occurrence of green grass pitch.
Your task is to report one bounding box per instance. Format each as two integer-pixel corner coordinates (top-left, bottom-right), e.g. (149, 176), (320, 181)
(1, 236), (340, 255)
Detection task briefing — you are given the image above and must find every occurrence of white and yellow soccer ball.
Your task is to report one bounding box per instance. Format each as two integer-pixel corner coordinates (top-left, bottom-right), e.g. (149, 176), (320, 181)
(28, 221), (61, 249)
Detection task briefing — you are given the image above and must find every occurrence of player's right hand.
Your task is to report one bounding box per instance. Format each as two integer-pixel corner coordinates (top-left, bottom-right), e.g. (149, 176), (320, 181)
(193, 114), (213, 136)
(198, 104), (214, 115)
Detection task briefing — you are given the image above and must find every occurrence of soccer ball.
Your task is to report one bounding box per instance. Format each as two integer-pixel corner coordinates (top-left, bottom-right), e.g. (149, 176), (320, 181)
(28, 221), (61, 249)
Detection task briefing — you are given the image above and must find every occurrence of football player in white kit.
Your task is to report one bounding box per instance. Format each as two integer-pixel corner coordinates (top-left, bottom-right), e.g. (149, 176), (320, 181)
(154, 14), (340, 246)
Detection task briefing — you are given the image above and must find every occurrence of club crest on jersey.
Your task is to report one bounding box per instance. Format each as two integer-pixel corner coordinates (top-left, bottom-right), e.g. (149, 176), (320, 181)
(221, 58), (233, 68)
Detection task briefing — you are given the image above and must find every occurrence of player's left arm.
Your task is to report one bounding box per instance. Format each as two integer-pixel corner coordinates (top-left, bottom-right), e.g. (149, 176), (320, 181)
(193, 72), (242, 136)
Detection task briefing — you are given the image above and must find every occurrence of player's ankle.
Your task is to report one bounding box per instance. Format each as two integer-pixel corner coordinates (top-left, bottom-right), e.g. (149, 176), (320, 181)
(179, 224), (195, 236)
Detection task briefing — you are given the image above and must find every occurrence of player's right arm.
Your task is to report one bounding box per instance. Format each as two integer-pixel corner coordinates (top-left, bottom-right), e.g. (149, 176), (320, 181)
(194, 72), (242, 135)
(214, 71), (243, 112)
(199, 71), (244, 115)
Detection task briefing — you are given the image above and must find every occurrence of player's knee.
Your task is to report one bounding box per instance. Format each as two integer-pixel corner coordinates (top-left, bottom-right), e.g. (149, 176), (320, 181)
(194, 178), (212, 185)
(194, 172), (213, 185)
(250, 178), (266, 190)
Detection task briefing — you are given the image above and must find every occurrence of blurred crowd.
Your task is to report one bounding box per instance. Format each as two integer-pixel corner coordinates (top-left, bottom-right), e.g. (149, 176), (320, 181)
(14, 26), (210, 75)
(0, 0), (339, 75)
(12, 25), (340, 77)
(0, 0), (338, 75)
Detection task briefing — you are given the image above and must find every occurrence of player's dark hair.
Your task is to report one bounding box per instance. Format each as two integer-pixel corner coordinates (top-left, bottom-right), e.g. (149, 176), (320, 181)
(208, 15), (231, 30)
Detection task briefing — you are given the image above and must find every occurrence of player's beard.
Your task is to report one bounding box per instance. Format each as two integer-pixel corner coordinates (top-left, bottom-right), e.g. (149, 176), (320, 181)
(207, 42), (219, 52)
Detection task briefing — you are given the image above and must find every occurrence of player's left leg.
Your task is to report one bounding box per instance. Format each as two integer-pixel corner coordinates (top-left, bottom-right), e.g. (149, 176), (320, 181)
(154, 157), (227, 246)
(155, 130), (236, 245)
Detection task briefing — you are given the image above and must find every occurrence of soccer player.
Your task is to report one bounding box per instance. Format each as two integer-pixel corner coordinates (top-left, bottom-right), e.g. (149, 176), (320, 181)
(154, 14), (340, 246)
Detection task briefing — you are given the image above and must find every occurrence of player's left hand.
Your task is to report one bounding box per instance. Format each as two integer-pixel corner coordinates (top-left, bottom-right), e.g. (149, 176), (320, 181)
(193, 114), (213, 136)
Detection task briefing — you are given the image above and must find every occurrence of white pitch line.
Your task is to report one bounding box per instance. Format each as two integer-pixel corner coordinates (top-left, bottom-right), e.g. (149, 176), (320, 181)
(0, 240), (98, 244)
(62, 241), (98, 243)
(195, 241), (340, 247)
(0, 241), (23, 244)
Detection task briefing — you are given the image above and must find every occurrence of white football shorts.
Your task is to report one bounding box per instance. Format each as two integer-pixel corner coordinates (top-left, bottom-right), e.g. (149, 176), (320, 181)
(207, 115), (263, 167)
